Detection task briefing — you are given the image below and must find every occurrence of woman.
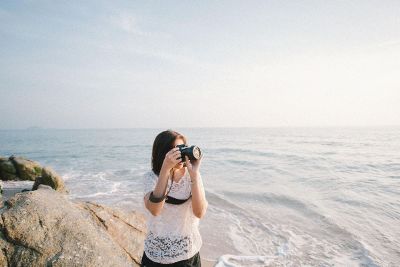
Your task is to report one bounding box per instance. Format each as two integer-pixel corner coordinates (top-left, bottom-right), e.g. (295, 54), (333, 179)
(141, 130), (208, 267)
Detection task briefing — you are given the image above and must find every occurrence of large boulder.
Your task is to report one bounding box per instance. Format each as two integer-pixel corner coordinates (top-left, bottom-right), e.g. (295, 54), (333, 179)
(0, 160), (16, 174)
(0, 158), (18, 181)
(0, 185), (146, 266)
(78, 202), (146, 265)
(9, 156), (42, 181)
(0, 171), (18, 181)
(32, 167), (69, 194)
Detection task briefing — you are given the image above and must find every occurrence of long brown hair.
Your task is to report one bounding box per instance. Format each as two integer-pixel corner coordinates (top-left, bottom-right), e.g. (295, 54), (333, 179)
(151, 130), (187, 176)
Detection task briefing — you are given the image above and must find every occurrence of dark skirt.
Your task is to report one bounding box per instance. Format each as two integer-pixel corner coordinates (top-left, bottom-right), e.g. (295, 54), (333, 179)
(141, 251), (201, 267)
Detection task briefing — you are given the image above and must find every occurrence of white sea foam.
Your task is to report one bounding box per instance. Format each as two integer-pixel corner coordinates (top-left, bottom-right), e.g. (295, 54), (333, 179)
(215, 255), (280, 267)
(1, 180), (34, 188)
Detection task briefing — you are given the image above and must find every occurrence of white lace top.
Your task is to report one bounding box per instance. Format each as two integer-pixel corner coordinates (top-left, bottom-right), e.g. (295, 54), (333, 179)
(143, 169), (202, 264)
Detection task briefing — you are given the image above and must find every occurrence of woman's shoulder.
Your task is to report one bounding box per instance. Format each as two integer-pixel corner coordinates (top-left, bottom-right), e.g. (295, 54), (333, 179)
(143, 170), (159, 194)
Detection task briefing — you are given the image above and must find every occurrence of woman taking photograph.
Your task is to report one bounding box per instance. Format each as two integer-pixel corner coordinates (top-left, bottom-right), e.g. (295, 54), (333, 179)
(141, 130), (208, 267)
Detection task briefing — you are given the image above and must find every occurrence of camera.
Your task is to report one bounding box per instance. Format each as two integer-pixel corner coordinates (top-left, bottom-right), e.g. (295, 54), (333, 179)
(176, 144), (202, 162)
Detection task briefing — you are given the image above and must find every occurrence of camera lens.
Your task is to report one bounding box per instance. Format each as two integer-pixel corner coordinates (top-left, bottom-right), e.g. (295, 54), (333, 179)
(193, 146), (201, 159)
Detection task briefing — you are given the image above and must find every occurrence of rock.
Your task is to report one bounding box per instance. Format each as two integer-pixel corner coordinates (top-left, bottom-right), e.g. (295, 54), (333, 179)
(0, 234), (14, 266)
(9, 156), (42, 181)
(0, 186), (146, 266)
(32, 167), (68, 194)
(0, 160), (19, 181)
(79, 202), (146, 265)
(0, 172), (18, 181)
(0, 160), (16, 175)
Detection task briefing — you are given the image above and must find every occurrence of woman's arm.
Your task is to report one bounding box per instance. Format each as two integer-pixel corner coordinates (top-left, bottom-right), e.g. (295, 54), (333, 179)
(144, 166), (170, 216)
(144, 147), (181, 216)
(184, 156), (208, 219)
(190, 172), (208, 219)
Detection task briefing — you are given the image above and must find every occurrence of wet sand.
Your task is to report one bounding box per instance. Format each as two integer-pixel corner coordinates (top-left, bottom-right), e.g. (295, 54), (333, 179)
(202, 259), (216, 267)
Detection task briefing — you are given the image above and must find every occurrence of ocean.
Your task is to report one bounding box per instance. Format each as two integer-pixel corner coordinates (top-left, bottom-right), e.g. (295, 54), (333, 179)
(0, 127), (399, 266)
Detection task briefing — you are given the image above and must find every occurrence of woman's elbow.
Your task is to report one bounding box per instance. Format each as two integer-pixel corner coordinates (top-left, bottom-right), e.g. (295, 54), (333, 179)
(194, 202), (208, 219)
(144, 198), (162, 216)
(194, 211), (206, 219)
(149, 209), (161, 216)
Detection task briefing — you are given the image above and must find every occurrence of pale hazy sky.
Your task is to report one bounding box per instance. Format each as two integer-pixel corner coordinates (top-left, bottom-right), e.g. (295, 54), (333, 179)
(1, 1), (399, 129)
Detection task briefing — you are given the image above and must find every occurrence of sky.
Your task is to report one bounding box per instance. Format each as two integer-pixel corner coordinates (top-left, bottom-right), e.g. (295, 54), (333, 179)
(0, 0), (399, 129)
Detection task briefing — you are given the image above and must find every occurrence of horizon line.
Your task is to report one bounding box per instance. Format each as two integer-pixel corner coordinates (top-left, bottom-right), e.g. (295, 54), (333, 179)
(1, 125), (400, 130)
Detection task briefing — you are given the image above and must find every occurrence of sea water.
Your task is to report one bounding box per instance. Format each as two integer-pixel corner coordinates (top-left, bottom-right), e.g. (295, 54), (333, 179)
(0, 127), (399, 266)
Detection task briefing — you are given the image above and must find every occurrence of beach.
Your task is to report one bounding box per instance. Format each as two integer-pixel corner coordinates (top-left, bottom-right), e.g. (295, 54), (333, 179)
(1, 127), (399, 266)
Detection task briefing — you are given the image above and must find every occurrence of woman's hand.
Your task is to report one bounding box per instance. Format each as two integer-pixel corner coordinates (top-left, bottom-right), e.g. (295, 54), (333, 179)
(185, 155), (203, 181)
(161, 147), (182, 172)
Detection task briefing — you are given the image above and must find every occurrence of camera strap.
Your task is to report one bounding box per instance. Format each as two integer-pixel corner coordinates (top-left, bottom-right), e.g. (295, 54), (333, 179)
(165, 194), (192, 205)
(163, 168), (192, 205)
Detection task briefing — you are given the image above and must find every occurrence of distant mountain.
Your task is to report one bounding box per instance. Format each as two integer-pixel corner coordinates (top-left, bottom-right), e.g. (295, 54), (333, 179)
(26, 126), (44, 130)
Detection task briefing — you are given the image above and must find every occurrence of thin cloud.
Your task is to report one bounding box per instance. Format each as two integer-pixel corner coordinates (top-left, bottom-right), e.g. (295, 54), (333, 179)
(112, 13), (148, 36)
(110, 13), (171, 38)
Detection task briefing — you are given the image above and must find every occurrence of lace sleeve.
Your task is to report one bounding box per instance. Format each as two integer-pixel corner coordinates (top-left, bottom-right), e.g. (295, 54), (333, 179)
(143, 171), (158, 197)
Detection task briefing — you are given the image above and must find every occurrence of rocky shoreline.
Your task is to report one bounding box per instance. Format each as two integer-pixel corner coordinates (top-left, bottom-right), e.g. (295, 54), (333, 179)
(0, 155), (217, 267)
(0, 156), (146, 267)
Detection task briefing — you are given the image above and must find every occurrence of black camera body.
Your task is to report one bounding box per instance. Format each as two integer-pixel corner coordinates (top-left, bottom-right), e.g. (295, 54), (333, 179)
(176, 144), (202, 161)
